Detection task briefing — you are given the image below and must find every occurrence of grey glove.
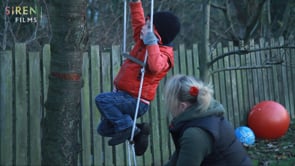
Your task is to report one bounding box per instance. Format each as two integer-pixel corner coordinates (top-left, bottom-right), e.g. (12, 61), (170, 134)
(143, 31), (158, 45)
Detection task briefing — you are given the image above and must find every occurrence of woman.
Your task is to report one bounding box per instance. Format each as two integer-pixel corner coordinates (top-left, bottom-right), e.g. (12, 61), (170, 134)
(164, 75), (253, 166)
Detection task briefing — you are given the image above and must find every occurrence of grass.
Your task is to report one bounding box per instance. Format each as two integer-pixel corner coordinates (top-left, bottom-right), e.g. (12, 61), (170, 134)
(246, 120), (295, 166)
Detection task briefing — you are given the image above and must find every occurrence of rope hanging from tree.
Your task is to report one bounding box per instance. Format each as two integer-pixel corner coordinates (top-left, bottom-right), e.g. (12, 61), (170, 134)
(122, 0), (154, 165)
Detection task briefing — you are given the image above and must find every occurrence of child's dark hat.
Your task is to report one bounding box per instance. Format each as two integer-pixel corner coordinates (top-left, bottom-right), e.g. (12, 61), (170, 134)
(153, 11), (180, 45)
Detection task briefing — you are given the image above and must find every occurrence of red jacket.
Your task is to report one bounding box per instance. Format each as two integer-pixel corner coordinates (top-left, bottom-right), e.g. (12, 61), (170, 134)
(114, 2), (174, 101)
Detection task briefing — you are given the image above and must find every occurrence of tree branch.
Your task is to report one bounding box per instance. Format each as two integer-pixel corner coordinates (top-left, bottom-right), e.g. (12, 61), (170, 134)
(211, 2), (226, 11)
(208, 45), (295, 66)
(211, 65), (272, 74)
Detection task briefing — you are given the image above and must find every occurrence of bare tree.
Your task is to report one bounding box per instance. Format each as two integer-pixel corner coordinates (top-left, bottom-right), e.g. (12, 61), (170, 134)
(211, 0), (267, 45)
(0, 0), (51, 51)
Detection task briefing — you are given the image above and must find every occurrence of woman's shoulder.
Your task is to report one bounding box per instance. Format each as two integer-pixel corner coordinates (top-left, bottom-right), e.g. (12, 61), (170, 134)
(182, 127), (213, 144)
(180, 127), (213, 161)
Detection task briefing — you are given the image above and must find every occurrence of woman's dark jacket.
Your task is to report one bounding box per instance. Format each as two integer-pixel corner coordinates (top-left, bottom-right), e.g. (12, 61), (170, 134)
(165, 100), (253, 166)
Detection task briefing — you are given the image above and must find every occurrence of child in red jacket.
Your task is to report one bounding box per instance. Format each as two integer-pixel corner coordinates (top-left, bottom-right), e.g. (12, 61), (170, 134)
(95, 0), (180, 156)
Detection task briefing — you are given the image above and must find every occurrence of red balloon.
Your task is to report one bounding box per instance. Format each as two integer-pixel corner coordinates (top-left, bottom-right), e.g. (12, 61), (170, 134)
(248, 100), (290, 139)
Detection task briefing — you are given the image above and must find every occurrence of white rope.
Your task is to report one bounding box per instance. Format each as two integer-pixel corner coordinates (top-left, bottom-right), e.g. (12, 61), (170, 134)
(122, 2), (134, 165)
(149, 0), (154, 31)
(130, 0), (155, 141)
(123, 0), (128, 53)
(122, 0), (154, 165)
(127, 142), (136, 166)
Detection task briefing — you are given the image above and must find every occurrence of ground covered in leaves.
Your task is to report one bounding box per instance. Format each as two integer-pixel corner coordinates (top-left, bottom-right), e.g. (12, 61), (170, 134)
(246, 120), (295, 166)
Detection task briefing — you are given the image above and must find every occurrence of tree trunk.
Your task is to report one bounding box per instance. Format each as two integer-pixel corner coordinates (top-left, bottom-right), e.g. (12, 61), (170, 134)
(42, 0), (87, 165)
(199, 0), (211, 83)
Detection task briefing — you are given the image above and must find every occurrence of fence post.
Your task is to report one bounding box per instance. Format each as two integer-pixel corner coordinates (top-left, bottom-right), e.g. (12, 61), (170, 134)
(29, 51), (41, 165)
(81, 53), (92, 166)
(0, 50), (13, 165)
(15, 43), (28, 165)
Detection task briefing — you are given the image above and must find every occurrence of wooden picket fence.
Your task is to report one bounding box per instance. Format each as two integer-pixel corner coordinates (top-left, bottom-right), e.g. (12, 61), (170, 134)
(0, 36), (294, 165)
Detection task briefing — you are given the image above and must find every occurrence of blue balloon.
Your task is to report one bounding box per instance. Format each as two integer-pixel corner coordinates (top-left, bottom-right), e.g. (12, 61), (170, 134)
(235, 126), (255, 146)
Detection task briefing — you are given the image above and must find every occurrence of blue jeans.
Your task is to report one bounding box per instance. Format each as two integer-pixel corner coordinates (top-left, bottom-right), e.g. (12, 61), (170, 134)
(95, 91), (149, 137)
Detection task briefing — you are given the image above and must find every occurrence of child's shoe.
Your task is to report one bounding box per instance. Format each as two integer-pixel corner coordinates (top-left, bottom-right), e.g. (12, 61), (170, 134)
(108, 127), (140, 146)
(134, 123), (151, 156)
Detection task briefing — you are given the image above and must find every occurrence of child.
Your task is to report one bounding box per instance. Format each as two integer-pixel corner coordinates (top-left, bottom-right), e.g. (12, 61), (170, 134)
(95, 0), (180, 156)
(163, 75), (253, 165)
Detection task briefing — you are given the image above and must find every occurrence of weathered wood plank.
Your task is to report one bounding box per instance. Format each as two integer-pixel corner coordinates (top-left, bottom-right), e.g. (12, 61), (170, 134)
(215, 43), (228, 119)
(172, 50), (180, 75)
(253, 43), (262, 103)
(262, 41), (274, 101)
(158, 79), (170, 165)
(140, 105), (152, 166)
(227, 41), (238, 127)
(186, 49), (194, 76)
(81, 53), (92, 166)
(149, 96), (161, 165)
(15, 43), (28, 165)
(278, 37), (291, 112)
(29, 51), (41, 165)
(286, 36), (295, 118)
(193, 43), (200, 77)
(210, 44), (221, 102)
(90, 45), (104, 166)
(288, 35), (295, 118)
(222, 46), (234, 124)
(0, 51), (13, 165)
(179, 44), (187, 74)
(246, 40), (256, 109)
(233, 45), (246, 125)
(269, 38), (280, 102)
(111, 45), (128, 165)
(241, 43), (252, 116)
(258, 38), (266, 100)
(42, 44), (51, 104)
(100, 51), (114, 165)
(111, 45), (121, 82)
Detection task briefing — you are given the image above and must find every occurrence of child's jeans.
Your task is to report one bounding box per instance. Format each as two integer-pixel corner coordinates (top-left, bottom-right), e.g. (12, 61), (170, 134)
(95, 90), (149, 137)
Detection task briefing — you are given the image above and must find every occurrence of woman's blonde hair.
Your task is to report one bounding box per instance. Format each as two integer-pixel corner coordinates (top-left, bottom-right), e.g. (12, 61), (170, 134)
(163, 75), (213, 117)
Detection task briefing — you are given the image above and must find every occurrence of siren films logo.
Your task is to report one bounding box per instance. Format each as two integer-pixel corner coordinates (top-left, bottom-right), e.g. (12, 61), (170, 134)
(5, 5), (38, 23)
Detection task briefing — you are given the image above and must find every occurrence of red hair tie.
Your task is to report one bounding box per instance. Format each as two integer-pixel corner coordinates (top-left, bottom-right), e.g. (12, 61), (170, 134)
(189, 86), (199, 96)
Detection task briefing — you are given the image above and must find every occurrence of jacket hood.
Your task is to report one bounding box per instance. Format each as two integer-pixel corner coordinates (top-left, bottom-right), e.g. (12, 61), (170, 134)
(171, 100), (225, 127)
